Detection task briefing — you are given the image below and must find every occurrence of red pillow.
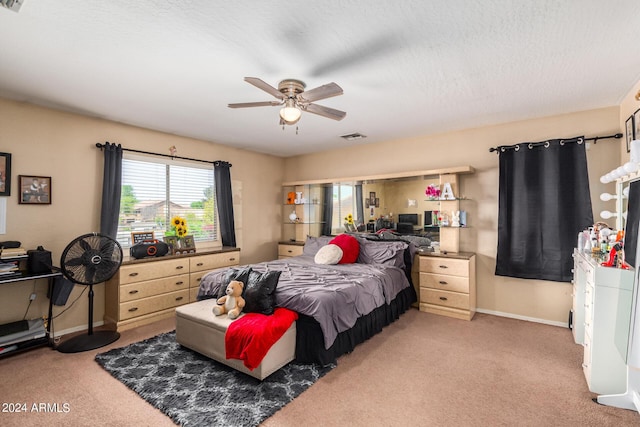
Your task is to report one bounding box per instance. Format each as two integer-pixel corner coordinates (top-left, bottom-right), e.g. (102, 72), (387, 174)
(329, 234), (360, 264)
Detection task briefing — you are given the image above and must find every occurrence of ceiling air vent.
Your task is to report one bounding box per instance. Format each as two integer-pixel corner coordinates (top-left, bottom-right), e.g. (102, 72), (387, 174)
(340, 132), (367, 141)
(1, 0), (25, 12)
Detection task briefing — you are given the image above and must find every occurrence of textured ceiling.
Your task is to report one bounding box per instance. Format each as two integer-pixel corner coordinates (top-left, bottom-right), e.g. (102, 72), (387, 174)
(1, 1), (639, 157)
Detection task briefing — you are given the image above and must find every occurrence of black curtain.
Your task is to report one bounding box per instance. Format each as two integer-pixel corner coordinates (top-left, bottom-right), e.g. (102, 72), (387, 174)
(355, 183), (364, 227)
(214, 161), (236, 247)
(321, 184), (333, 236)
(495, 137), (593, 282)
(99, 142), (123, 239)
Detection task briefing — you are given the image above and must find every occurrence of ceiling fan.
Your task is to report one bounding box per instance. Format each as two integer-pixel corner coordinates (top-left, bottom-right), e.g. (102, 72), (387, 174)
(228, 77), (346, 125)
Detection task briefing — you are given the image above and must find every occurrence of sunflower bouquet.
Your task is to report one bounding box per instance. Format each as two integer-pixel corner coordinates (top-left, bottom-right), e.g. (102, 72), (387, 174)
(344, 213), (356, 232)
(169, 215), (188, 238)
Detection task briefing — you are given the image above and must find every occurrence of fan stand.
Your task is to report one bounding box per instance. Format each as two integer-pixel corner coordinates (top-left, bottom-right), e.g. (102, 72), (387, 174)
(56, 283), (120, 353)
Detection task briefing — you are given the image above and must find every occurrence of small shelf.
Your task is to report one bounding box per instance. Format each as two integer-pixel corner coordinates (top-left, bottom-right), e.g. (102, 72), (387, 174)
(425, 198), (470, 202)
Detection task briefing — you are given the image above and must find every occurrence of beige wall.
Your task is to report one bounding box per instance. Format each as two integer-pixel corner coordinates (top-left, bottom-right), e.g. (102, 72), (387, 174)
(284, 106), (625, 325)
(3, 86), (638, 332)
(0, 98), (284, 331)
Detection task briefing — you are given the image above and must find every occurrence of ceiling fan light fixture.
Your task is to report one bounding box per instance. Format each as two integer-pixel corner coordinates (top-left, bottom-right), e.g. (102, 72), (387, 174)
(279, 99), (302, 124)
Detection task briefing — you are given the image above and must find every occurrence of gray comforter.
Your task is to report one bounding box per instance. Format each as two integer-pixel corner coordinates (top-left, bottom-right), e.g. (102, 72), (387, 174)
(198, 255), (411, 349)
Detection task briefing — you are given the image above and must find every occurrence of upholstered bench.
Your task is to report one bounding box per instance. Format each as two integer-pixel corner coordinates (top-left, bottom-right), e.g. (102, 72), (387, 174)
(175, 299), (296, 380)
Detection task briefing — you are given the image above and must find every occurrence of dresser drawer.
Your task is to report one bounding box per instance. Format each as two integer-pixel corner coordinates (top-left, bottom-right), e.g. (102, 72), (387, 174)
(421, 288), (469, 310)
(189, 252), (240, 272)
(119, 274), (190, 303)
(119, 289), (189, 320)
(419, 272), (469, 293)
(189, 270), (211, 289)
(119, 259), (190, 284)
(278, 244), (304, 257)
(420, 257), (469, 277)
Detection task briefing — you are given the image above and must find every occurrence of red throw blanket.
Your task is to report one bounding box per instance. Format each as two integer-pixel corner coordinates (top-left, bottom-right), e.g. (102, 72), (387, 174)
(225, 307), (298, 370)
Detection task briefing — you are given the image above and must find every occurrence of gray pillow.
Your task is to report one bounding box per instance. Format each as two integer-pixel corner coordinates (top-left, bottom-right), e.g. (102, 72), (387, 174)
(357, 239), (408, 268)
(302, 235), (333, 257)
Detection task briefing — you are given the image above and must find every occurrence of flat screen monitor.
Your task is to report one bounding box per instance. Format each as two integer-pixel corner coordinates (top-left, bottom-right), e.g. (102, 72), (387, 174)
(398, 213), (418, 225)
(624, 179), (640, 268)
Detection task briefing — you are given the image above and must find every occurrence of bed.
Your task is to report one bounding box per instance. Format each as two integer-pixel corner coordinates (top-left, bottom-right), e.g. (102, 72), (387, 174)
(197, 235), (417, 365)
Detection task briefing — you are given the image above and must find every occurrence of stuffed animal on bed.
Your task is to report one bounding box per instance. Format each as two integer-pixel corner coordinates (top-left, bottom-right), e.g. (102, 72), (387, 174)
(213, 280), (245, 319)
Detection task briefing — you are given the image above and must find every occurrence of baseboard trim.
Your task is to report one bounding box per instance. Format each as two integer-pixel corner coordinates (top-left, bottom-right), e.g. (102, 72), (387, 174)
(476, 308), (568, 328)
(51, 321), (105, 338)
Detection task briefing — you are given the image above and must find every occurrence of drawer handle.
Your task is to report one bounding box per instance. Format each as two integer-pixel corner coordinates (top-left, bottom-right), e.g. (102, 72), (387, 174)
(128, 290), (139, 295)
(176, 266), (184, 270)
(176, 296), (184, 301)
(197, 262), (204, 267)
(229, 257), (236, 261)
(196, 277), (202, 282)
(438, 281), (448, 285)
(439, 297), (448, 301)
(128, 307), (138, 312)
(439, 265), (448, 269)
(129, 272), (139, 277)
(287, 250), (293, 253)
(176, 281), (184, 285)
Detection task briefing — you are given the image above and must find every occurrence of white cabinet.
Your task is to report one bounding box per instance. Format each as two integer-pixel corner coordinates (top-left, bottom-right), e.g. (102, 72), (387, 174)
(572, 250), (634, 394)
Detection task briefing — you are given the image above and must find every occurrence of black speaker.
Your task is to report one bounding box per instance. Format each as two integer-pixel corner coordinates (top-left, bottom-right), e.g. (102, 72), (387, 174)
(130, 240), (170, 259)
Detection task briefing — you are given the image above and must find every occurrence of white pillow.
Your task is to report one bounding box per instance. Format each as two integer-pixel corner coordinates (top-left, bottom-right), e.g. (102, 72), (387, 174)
(314, 244), (343, 265)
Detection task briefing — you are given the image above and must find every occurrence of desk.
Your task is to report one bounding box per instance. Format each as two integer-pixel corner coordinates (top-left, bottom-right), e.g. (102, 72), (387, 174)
(0, 267), (62, 357)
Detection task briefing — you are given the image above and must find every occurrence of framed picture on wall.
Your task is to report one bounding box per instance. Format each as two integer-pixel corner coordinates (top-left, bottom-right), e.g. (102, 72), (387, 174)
(634, 108), (640, 142)
(18, 175), (51, 204)
(626, 115), (635, 153)
(0, 152), (11, 196)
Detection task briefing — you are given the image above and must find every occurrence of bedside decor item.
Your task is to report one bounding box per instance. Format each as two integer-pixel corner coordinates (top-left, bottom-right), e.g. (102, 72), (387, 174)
(286, 191), (296, 204)
(18, 175), (51, 204)
(289, 210), (298, 222)
(177, 235), (196, 254)
(131, 231), (155, 245)
(425, 184), (441, 200)
(166, 216), (195, 254)
(0, 152), (11, 196)
(169, 215), (188, 238)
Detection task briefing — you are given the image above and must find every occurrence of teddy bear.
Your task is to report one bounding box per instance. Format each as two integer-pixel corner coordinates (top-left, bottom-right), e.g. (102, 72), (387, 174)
(212, 280), (245, 319)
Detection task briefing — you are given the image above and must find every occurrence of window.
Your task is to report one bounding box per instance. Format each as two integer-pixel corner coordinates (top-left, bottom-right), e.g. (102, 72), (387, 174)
(116, 153), (217, 248)
(331, 184), (356, 234)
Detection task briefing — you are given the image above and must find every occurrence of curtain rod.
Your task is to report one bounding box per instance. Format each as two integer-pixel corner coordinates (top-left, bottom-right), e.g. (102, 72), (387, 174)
(488, 133), (623, 153)
(95, 142), (231, 167)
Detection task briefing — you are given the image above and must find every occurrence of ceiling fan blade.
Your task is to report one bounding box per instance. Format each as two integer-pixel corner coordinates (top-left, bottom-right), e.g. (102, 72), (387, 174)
(228, 101), (282, 108)
(244, 77), (284, 100)
(299, 82), (343, 103)
(304, 103), (347, 121)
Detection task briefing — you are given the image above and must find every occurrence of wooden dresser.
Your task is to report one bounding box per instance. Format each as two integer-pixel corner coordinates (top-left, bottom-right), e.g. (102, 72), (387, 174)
(418, 251), (476, 320)
(278, 241), (304, 259)
(105, 247), (240, 331)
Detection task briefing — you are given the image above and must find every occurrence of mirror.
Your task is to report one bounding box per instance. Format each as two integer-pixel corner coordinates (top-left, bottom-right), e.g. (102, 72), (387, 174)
(283, 165), (473, 252)
(328, 175), (443, 242)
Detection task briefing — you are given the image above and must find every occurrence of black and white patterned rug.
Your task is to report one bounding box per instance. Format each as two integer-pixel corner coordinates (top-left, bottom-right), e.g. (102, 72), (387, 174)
(95, 331), (335, 427)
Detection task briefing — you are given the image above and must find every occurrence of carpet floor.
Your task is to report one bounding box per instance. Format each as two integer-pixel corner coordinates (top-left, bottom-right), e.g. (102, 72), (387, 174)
(95, 331), (334, 427)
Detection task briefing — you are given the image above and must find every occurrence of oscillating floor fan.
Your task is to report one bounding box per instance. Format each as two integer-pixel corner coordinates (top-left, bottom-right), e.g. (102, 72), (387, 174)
(56, 233), (123, 353)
